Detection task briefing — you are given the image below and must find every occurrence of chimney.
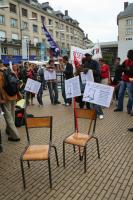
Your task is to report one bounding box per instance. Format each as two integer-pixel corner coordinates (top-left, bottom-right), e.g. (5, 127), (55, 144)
(42, 2), (49, 7)
(65, 10), (68, 16)
(124, 2), (128, 10)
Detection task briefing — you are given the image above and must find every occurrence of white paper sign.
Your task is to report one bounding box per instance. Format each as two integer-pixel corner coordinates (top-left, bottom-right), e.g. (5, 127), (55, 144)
(44, 69), (56, 80)
(83, 82), (114, 108)
(65, 76), (81, 98)
(24, 78), (41, 94)
(80, 70), (94, 84)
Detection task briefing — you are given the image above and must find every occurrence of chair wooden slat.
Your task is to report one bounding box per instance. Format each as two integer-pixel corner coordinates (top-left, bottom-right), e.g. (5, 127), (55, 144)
(26, 117), (51, 128)
(76, 108), (96, 120)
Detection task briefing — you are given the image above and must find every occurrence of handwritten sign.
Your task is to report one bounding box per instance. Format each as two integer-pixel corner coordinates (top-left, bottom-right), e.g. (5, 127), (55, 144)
(44, 69), (56, 80)
(80, 70), (94, 84)
(65, 76), (81, 98)
(83, 81), (114, 108)
(24, 78), (41, 94)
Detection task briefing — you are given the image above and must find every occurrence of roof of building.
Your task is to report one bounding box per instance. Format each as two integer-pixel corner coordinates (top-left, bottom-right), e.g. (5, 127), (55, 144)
(118, 3), (133, 19)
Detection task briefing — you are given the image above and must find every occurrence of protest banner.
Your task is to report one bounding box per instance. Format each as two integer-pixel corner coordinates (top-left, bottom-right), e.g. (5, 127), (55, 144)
(70, 44), (102, 67)
(24, 78), (41, 94)
(83, 81), (114, 108)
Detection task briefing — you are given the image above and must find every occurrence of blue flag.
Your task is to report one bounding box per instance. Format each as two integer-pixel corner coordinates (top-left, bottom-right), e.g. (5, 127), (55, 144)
(42, 20), (60, 57)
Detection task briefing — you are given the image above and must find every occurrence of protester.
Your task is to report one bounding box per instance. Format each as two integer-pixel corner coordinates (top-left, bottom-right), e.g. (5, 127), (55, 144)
(46, 60), (61, 105)
(0, 61), (20, 142)
(83, 53), (104, 119)
(112, 57), (123, 104)
(61, 55), (73, 106)
(37, 65), (45, 106)
(114, 50), (133, 114)
(99, 58), (110, 85)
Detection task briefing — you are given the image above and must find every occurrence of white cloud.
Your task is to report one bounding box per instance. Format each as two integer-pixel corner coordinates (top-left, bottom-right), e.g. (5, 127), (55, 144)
(39, 0), (126, 42)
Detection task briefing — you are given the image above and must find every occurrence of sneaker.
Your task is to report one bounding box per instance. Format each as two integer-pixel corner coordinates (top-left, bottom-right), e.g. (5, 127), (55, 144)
(55, 101), (61, 104)
(8, 137), (20, 142)
(114, 108), (123, 112)
(99, 115), (104, 119)
(128, 128), (133, 132)
(65, 103), (70, 106)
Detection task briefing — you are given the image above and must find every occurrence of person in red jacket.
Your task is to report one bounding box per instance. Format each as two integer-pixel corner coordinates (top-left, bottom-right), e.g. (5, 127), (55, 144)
(99, 58), (110, 85)
(114, 49), (133, 114)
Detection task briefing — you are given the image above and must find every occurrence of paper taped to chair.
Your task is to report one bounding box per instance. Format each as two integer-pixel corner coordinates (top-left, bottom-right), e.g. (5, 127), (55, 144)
(65, 76), (81, 98)
(24, 78), (41, 94)
(83, 81), (114, 107)
(80, 70), (94, 84)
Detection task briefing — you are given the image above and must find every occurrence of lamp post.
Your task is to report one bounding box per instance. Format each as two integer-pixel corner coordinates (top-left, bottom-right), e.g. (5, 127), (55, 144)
(0, 4), (9, 60)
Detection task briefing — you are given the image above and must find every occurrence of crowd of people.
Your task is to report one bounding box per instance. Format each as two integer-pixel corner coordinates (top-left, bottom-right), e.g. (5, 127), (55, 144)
(0, 50), (133, 143)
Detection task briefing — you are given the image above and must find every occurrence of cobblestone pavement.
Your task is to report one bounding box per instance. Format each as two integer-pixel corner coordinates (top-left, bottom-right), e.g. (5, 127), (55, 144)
(0, 92), (133, 200)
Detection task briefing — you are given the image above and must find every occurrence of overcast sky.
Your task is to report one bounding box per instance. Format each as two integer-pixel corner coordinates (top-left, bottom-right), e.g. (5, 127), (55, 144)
(38, 0), (127, 43)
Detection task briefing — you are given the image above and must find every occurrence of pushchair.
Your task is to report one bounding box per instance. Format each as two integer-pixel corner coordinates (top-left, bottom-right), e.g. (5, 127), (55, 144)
(15, 99), (25, 127)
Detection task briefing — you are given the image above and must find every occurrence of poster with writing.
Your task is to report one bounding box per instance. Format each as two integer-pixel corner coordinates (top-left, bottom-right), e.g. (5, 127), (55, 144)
(80, 70), (94, 84)
(44, 69), (56, 80)
(65, 76), (81, 98)
(24, 78), (41, 94)
(83, 81), (114, 108)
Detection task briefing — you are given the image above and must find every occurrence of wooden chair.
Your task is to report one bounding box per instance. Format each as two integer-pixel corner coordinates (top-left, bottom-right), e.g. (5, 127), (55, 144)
(20, 116), (59, 189)
(63, 108), (100, 173)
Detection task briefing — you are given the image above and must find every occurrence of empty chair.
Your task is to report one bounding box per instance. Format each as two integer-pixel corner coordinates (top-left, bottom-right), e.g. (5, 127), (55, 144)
(20, 116), (59, 189)
(63, 108), (100, 173)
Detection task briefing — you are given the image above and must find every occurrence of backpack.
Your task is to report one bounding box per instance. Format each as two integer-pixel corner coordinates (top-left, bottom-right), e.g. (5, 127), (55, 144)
(2, 68), (19, 96)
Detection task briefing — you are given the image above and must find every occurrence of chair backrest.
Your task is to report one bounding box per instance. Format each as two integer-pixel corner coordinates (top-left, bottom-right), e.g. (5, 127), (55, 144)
(74, 108), (97, 135)
(25, 116), (52, 143)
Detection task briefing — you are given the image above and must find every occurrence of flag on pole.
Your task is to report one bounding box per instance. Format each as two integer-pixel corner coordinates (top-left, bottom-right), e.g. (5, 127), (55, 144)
(41, 18), (60, 57)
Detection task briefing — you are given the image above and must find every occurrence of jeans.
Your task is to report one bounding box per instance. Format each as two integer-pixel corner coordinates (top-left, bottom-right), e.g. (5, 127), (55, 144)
(90, 104), (103, 116)
(62, 84), (72, 104)
(47, 82), (58, 104)
(117, 81), (133, 112)
(37, 85), (43, 105)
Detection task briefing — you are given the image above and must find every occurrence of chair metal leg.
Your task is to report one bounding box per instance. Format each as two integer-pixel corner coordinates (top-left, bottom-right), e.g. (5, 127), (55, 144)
(27, 161), (30, 168)
(84, 147), (87, 173)
(20, 159), (26, 189)
(48, 159), (52, 188)
(73, 145), (76, 153)
(51, 145), (59, 167)
(63, 142), (66, 168)
(95, 137), (100, 158)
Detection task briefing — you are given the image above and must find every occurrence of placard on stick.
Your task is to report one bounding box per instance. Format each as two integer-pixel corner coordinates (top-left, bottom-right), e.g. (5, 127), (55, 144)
(65, 76), (81, 98)
(24, 78), (41, 94)
(83, 81), (114, 108)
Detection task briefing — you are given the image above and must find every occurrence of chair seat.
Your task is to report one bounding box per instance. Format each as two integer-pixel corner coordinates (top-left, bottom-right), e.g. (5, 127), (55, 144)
(23, 145), (49, 161)
(65, 132), (92, 146)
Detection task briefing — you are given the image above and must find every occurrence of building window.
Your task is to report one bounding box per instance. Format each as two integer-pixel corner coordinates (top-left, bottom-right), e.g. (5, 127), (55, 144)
(41, 16), (45, 22)
(55, 21), (59, 28)
(0, 30), (6, 39)
(13, 48), (19, 55)
(0, 15), (5, 24)
(56, 31), (59, 38)
(32, 12), (37, 19)
(49, 29), (53, 36)
(126, 28), (133, 35)
(66, 26), (69, 32)
(60, 24), (64, 30)
(33, 24), (38, 32)
(10, 3), (17, 13)
(126, 37), (132, 40)
(22, 21), (28, 30)
(22, 8), (28, 17)
(48, 19), (53, 25)
(33, 37), (39, 46)
(126, 19), (133, 26)
(61, 33), (65, 39)
(1, 47), (8, 55)
(11, 18), (17, 28)
(12, 33), (19, 40)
